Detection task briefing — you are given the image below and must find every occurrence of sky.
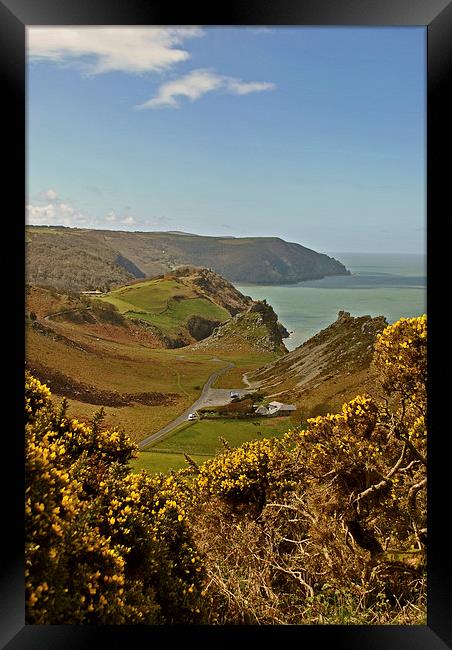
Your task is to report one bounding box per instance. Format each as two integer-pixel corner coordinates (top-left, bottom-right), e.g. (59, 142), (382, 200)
(26, 26), (426, 255)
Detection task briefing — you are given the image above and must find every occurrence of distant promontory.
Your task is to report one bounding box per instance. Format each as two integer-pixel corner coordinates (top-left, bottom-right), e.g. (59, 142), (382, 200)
(26, 226), (350, 292)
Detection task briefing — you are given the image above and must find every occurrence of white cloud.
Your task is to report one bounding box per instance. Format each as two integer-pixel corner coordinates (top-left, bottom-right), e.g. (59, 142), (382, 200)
(136, 68), (276, 109)
(44, 188), (58, 201)
(136, 69), (223, 109)
(105, 209), (117, 223)
(105, 209), (137, 227)
(27, 26), (203, 75)
(226, 78), (276, 95)
(26, 200), (88, 227)
(27, 27), (277, 110)
(26, 192), (144, 230)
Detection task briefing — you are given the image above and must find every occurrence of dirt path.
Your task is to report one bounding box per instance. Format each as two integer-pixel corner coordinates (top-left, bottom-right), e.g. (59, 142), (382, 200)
(43, 306), (92, 322)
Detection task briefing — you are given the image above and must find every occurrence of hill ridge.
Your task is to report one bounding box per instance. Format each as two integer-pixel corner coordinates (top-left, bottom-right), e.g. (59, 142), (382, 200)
(26, 225), (350, 292)
(245, 310), (388, 414)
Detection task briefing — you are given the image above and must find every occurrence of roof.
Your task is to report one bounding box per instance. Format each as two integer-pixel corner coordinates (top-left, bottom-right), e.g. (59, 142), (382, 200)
(268, 401), (296, 411)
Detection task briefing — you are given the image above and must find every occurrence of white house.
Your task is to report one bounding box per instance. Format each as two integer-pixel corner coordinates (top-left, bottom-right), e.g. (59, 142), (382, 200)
(254, 401), (296, 417)
(267, 401), (296, 415)
(255, 405), (269, 416)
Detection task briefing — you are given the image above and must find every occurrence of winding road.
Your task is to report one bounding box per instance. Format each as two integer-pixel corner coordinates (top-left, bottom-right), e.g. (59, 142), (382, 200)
(41, 308), (249, 451)
(138, 362), (250, 450)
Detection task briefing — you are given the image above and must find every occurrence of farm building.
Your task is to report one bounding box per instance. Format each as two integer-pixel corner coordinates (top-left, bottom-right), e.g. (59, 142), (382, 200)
(268, 401), (296, 415)
(254, 401), (296, 416)
(255, 405), (270, 416)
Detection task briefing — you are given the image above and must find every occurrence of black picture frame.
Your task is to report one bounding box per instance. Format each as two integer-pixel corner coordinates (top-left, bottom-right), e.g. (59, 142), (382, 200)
(2, 1), (451, 647)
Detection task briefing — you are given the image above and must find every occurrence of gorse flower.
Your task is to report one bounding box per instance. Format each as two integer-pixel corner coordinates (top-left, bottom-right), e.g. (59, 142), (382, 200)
(25, 314), (426, 625)
(25, 372), (205, 624)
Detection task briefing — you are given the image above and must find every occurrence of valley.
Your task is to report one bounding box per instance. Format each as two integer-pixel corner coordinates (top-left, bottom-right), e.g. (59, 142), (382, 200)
(25, 277), (282, 454)
(25, 266), (386, 474)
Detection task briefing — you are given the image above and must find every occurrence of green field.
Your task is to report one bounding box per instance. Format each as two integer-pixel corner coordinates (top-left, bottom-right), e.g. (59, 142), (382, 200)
(130, 450), (211, 474)
(133, 415), (300, 473)
(107, 279), (193, 313)
(145, 415), (299, 457)
(101, 279), (230, 335)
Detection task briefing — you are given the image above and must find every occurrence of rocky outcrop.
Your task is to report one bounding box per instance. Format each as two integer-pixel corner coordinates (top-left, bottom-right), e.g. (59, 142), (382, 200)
(186, 315), (221, 341)
(164, 265), (254, 316)
(245, 312), (388, 405)
(190, 300), (288, 354)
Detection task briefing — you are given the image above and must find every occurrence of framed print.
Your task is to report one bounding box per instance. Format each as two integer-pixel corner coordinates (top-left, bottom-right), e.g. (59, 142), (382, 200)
(2, 0), (451, 647)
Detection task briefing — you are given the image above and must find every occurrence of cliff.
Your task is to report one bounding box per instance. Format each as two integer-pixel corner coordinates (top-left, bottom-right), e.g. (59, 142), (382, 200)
(26, 226), (350, 292)
(190, 300), (288, 355)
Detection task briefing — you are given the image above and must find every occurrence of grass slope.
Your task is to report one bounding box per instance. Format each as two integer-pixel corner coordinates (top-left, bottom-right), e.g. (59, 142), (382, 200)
(101, 278), (230, 337)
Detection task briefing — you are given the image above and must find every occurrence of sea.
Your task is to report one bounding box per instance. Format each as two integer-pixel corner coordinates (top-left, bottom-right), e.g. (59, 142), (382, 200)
(235, 252), (426, 352)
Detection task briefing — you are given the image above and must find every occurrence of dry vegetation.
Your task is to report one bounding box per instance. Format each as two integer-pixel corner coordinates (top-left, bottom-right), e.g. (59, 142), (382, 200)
(25, 315), (427, 625)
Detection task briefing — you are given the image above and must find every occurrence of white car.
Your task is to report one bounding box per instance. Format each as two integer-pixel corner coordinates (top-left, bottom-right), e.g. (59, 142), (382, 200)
(187, 413), (197, 420)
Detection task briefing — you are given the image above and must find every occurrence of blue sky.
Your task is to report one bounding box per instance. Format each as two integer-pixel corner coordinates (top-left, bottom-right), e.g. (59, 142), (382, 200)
(26, 26), (426, 254)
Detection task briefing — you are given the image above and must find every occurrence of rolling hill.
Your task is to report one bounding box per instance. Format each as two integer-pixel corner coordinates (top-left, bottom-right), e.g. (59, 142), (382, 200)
(244, 310), (388, 417)
(99, 268), (233, 347)
(25, 275), (282, 443)
(25, 225), (350, 292)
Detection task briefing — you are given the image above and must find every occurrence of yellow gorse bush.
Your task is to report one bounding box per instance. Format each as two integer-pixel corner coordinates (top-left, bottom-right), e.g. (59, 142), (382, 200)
(186, 315), (427, 624)
(373, 315), (426, 411)
(25, 314), (427, 625)
(25, 371), (205, 624)
(195, 437), (291, 511)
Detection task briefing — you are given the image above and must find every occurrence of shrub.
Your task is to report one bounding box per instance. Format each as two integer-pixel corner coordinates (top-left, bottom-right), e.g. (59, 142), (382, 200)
(25, 372), (205, 624)
(90, 299), (125, 325)
(187, 316), (427, 624)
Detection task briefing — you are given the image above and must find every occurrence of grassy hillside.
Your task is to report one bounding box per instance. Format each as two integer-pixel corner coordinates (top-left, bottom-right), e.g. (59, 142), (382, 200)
(26, 225), (350, 291)
(25, 283), (281, 447)
(101, 277), (229, 340)
(245, 310), (388, 418)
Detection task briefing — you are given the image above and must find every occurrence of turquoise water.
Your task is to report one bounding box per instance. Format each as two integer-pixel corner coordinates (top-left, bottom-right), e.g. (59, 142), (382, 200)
(235, 253), (426, 351)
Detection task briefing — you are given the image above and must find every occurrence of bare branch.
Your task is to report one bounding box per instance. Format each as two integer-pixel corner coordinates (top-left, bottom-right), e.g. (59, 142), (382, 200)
(353, 443), (406, 512)
(398, 435), (427, 466)
(399, 460), (421, 473)
(408, 477), (427, 511)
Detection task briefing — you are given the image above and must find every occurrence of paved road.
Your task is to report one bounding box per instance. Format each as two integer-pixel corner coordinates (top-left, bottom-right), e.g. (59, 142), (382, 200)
(138, 362), (250, 450)
(41, 310), (249, 450)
